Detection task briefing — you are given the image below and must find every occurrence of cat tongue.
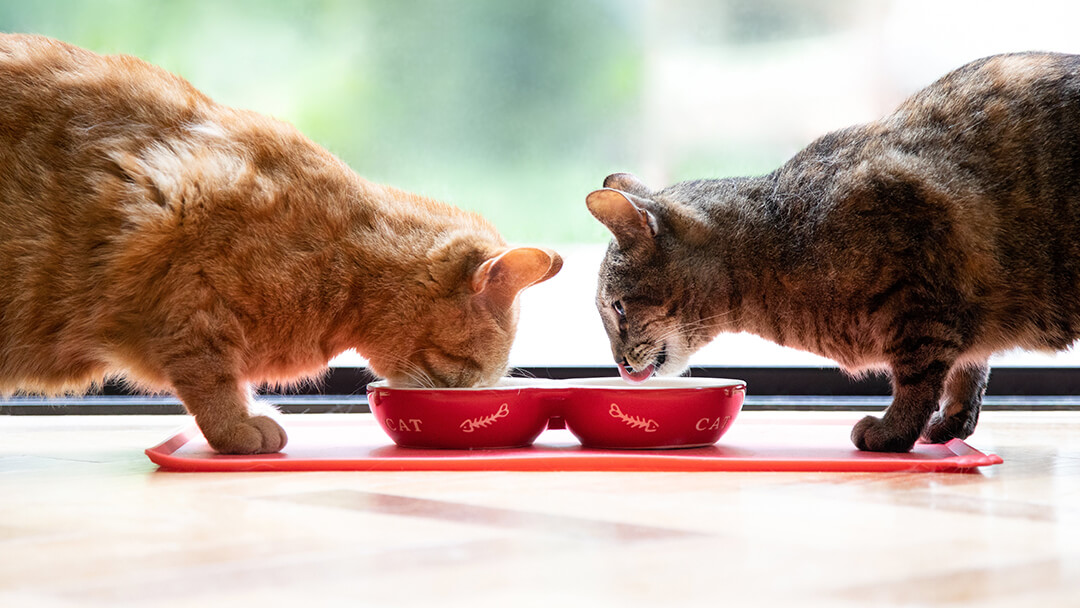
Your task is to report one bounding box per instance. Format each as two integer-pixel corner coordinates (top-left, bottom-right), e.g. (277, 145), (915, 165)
(618, 363), (655, 384)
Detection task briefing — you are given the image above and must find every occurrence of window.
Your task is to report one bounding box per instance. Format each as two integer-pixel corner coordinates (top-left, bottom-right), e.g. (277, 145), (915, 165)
(4, 1), (1080, 411)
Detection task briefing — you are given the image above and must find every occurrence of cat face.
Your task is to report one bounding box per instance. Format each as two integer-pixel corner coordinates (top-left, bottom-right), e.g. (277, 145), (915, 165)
(367, 246), (562, 388)
(588, 174), (715, 382)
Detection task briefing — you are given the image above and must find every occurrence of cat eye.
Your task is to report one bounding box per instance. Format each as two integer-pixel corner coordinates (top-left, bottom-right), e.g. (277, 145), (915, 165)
(612, 300), (625, 318)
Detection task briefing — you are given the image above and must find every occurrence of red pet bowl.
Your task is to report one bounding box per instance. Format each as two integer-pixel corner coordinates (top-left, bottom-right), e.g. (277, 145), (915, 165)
(367, 377), (745, 450)
(367, 378), (550, 449)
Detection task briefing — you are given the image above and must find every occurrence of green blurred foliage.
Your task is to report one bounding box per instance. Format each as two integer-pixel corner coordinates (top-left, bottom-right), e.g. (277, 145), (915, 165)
(0, 0), (791, 243)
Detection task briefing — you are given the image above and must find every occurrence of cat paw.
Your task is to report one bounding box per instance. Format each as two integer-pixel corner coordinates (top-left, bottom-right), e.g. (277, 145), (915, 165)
(203, 415), (288, 455)
(850, 415), (917, 452)
(921, 410), (975, 444)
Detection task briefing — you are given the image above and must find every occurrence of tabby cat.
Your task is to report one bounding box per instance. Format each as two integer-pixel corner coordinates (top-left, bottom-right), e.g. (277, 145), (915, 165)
(0, 34), (561, 454)
(588, 52), (1080, 452)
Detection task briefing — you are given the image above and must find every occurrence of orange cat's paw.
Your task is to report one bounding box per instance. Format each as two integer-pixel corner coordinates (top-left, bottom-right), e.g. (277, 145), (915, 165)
(204, 415), (288, 455)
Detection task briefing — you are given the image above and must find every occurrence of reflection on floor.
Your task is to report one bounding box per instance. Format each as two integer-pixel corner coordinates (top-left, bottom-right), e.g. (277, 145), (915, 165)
(1, 411), (1078, 607)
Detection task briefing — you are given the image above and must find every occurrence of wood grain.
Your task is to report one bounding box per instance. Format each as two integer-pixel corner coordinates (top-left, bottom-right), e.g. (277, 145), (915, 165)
(1, 411), (1078, 607)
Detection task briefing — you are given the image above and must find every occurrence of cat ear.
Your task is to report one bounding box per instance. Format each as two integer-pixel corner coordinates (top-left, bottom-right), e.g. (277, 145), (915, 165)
(471, 247), (563, 309)
(586, 188), (658, 249)
(603, 172), (652, 198)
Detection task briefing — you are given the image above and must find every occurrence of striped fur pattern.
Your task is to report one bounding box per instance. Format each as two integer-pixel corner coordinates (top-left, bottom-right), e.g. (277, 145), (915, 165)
(588, 52), (1080, 452)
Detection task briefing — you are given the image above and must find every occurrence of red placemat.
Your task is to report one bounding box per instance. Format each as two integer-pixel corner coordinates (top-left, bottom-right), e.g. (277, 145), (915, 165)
(145, 414), (1002, 472)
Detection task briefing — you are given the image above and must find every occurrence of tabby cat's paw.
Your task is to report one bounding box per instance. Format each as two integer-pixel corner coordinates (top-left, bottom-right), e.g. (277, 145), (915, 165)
(850, 415), (917, 453)
(204, 415), (288, 455)
(921, 410), (975, 444)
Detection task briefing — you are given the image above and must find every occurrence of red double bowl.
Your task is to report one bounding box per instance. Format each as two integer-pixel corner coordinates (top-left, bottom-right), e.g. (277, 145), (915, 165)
(367, 377), (746, 450)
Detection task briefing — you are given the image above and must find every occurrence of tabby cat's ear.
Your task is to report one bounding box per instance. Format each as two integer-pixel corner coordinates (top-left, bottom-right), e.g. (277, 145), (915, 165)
(586, 188), (658, 249)
(471, 247), (563, 310)
(603, 172), (652, 198)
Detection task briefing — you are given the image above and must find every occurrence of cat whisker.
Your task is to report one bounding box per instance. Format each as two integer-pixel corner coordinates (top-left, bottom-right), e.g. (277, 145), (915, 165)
(652, 311), (736, 346)
(653, 326), (696, 347)
(686, 311), (736, 329)
(363, 348), (437, 389)
(399, 358), (436, 389)
(511, 367), (537, 380)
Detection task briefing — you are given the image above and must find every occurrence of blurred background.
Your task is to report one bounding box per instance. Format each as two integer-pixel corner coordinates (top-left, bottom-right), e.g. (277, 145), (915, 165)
(5, 0), (1080, 369)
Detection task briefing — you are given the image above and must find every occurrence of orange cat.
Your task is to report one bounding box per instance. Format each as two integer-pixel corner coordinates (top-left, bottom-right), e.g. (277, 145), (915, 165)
(0, 34), (561, 454)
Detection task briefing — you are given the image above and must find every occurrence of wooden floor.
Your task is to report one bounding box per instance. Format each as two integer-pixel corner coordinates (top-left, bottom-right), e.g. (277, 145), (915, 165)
(2, 411), (1079, 607)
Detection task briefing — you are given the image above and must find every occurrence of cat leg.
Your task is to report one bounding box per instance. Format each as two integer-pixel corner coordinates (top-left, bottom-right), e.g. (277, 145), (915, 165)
(851, 355), (952, 452)
(162, 331), (286, 454)
(921, 360), (989, 443)
(172, 374), (287, 454)
(158, 304), (288, 454)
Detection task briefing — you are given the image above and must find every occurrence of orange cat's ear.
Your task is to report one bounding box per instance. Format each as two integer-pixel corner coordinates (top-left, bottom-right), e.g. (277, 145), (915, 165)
(471, 247), (563, 309)
(586, 188), (657, 249)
